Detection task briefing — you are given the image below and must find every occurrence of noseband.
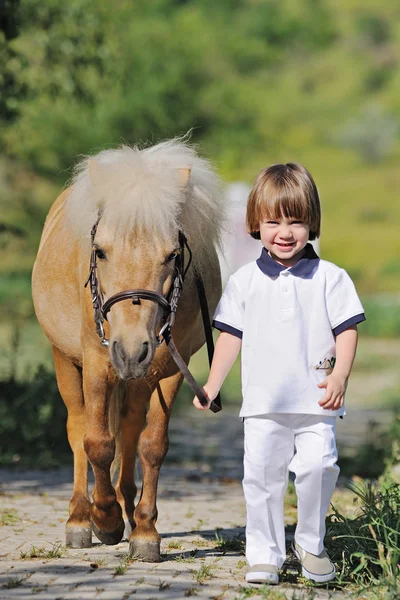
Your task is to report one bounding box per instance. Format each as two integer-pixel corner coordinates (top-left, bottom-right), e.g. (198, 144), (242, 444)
(84, 218), (221, 413)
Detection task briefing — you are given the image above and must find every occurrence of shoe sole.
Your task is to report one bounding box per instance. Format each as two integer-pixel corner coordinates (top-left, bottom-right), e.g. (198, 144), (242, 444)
(293, 545), (336, 583)
(246, 571), (279, 585)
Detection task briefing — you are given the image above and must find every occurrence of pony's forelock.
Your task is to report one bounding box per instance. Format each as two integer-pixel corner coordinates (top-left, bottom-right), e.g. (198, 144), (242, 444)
(65, 139), (224, 267)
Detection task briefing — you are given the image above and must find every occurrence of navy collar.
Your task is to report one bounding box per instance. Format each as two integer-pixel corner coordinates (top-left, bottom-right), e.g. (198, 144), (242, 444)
(256, 243), (319, 277)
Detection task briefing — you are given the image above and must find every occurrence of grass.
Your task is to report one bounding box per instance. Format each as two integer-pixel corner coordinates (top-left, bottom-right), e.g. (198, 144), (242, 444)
(326, 478), (400, 592)
(167, 540), (183, 550)
(113, 554), (131, 576)
(214, 532), (245, 554)
(234, 586), (300, 599)
(158, 580), (171, 590)
(174, 550), (198, 563)
(192, 563), (215, 584)
(2, 576), (26, 589)
(20, 541), (66, 559)
(0, 509), (21, 526)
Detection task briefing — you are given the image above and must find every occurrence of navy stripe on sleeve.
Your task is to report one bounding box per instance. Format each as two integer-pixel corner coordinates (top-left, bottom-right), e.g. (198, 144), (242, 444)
(333, 313), (366, 336)
(212, 320), (243, 339)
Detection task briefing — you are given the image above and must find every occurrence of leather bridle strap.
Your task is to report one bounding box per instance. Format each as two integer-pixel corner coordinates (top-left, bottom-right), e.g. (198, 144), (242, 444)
(102, 290), (170, 319)
(163, 326), (221, 413)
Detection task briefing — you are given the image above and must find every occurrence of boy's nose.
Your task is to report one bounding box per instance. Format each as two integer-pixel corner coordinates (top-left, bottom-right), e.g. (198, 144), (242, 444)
(279, 226), (293, 238)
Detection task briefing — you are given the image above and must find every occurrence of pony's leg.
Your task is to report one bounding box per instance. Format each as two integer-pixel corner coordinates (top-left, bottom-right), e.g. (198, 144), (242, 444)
(114, 380), (150, 537)
(129, 370), (184, 562)
(82, 357), (125, 545)
(53, 347), (91, 548)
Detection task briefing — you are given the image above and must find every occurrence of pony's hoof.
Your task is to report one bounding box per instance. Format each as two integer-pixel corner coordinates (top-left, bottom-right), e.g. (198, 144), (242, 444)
(66, 527), (92, 548)
(91, 520), (125, 546)
(129, 539), (161, 562)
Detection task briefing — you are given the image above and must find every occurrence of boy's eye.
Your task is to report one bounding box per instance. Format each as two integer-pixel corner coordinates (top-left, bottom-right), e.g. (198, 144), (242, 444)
(265, 220), (278, 225)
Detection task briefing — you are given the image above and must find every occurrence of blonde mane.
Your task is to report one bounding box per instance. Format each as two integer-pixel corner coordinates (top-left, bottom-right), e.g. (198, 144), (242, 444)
(65, 138), (224, 269)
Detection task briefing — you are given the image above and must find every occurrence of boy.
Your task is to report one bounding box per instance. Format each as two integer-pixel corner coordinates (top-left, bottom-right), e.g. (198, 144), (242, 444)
(193, 163), (365, 584)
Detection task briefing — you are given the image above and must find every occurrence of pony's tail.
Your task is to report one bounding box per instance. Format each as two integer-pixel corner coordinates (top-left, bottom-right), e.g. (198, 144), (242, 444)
(109, 382), (125, 484)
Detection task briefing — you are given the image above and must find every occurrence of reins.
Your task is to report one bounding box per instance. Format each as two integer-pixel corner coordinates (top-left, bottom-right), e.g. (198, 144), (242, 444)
(84, 219), (222, 413)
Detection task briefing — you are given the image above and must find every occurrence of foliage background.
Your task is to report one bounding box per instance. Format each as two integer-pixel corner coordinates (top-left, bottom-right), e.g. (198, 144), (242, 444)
(0, 0), (400, 471)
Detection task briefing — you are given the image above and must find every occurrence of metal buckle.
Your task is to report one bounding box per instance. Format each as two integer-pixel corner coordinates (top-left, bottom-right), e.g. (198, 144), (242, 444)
(156, 321), (170, 346)
(96, 320), (109, 347)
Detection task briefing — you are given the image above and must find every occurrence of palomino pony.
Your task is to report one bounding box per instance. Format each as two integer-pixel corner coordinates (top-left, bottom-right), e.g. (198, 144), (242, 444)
(32, 139), (224, 562)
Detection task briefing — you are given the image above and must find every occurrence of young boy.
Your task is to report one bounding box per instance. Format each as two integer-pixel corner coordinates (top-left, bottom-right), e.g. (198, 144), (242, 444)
(193, 163), (365, 585)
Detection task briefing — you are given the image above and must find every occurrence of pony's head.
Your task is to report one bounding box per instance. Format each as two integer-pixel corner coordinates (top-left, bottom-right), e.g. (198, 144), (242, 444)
(66, 139), (224, 380)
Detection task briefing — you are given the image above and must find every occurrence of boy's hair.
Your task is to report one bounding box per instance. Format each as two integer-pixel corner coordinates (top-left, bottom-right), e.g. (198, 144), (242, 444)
(246, 163), (321, 240)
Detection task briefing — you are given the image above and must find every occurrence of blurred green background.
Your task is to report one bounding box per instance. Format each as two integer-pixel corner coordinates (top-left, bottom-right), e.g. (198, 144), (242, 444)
(1, 0), (399, 472)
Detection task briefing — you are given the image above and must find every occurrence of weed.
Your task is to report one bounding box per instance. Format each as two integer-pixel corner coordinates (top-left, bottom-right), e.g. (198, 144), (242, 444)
(158, 580), (171, 590)
(327, 478), (400, 588)
(234, 586), (289, 599)
(174, 550), (198, 562)
(0, 509), (20, 526)
(3, 576), (25, 589)
(236, 559), (247, 569)
(167, 540), (183, 550)
(192, 563), (214, 584)
(195, 518), (208, 530)
(184, 586), (199, 596)
(215, 532), (245, 554)
(20, 541), (65, 559)
(190, 538), (210, 548)
(185, 509), (195, 518)
(113, 554), (130, 576)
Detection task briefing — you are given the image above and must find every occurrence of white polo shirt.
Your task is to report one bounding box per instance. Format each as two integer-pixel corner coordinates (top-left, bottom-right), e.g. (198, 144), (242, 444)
(213, 244), (365, 418)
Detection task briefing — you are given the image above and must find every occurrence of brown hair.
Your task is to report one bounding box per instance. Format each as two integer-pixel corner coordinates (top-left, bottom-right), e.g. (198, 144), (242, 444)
(246, 163), (321, 240)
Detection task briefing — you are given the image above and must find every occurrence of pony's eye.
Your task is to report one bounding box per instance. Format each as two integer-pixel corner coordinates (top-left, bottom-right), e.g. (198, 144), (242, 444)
(95, 248), (106, 260)
(165, 249), (180, 263)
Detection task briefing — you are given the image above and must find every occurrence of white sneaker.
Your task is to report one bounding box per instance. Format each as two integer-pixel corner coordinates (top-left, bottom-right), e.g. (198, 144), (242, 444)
(293, 541), (336, 583)
(246, 563), (279, 584)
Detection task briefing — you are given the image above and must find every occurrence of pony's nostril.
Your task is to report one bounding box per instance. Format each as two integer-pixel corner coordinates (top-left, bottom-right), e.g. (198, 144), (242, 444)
(138, 341), (149, 364)
(113, 340), (126, 363)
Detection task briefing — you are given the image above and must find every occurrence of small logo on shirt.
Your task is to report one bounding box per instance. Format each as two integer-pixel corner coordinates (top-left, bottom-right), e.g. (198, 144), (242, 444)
(314, 357), (336, 374)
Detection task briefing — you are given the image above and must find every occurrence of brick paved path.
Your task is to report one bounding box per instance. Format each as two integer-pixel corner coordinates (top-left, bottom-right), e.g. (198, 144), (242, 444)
(0, 408), (371, 600)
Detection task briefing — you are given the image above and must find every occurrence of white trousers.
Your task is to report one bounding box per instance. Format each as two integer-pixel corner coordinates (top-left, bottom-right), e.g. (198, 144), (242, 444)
(243, 413), (339, 568)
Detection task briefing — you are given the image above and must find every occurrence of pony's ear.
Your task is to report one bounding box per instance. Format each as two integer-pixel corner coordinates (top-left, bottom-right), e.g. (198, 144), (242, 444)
(88, 159), (105, 188)
(177, 167), (191, 186)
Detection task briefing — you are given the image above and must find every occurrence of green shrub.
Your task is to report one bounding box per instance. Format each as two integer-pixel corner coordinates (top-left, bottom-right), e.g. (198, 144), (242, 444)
(0, 366), (70, 467)
(327, 479), (400, 591)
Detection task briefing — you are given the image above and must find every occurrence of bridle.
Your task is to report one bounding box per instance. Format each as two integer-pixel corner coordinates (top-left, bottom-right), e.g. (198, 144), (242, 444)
(84, 218), (190, 348)
(84, 218), (221, 413)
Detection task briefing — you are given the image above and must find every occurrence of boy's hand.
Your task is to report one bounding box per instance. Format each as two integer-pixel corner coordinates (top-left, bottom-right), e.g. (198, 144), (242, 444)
(193, 385), (216, 410)
(317, 373), (348, 410)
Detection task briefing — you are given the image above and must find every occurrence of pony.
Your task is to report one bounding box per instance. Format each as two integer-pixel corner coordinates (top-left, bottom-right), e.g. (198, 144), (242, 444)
(32, 138), (224, 562)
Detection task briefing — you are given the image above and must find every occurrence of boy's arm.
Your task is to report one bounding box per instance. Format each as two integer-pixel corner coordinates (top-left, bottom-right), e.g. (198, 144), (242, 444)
(193, 331), (242, 410)
(318, 325), (358, 410)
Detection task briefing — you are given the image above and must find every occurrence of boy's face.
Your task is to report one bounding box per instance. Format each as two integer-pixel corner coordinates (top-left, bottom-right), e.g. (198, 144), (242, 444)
(258, 215), (310, 267)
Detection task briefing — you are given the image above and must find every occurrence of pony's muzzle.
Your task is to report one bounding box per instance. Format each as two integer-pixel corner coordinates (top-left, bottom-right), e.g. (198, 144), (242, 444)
(111, 339), (152, 380)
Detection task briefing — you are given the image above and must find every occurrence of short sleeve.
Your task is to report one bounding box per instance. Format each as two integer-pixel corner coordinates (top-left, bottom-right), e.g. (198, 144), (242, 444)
(212, 276), (244, 339)
(326, 269), (366, 336)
